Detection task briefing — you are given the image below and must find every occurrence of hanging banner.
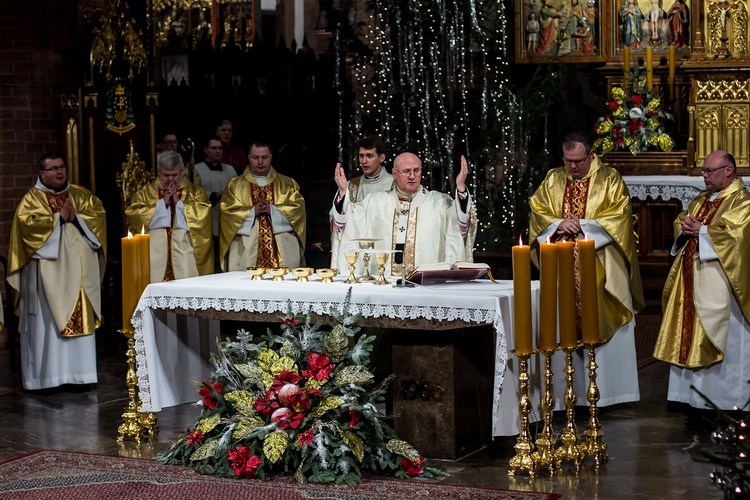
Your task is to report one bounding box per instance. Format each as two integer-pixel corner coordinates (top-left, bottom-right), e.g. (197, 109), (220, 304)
(105, 78), (136, 135)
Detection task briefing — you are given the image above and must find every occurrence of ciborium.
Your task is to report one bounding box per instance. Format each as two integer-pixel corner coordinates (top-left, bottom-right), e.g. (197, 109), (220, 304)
(357, 240), (376, 282)
(292, 267), (314, 282)
(316, 268), (337, 283)
(267, 267), (289, 282)
(246, 266), (266, 280)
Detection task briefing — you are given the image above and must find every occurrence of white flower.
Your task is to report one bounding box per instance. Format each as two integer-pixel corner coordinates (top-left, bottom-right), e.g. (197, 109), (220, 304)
(629, 107), (644, 120)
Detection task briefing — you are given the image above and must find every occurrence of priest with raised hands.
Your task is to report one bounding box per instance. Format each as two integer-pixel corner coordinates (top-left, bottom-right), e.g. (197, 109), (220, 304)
(529, 131), (644, 408)
(8, 152), (107, 390)
(219, 142), (306, 271)
(331, 152), (476, 276)
(126, 150), (213, 282)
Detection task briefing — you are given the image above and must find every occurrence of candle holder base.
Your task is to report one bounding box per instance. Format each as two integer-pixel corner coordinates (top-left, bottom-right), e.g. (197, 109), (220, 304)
(508, 352), (537, 477)
(531, 348), (559, 475)
(582, 342), (608, 469)
(117, 329), (159, 444)
(554, 347), (586, 472)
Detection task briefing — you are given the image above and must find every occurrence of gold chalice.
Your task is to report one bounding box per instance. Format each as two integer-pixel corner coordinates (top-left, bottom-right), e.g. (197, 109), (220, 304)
(357, 241), (376, 282)
(316, 268), (337, 283)
(292, 267), (314, 282)
(373, 253), (390, 285)
(267, 267), (289, 282)
(344, 252), (359, 284)
(246, 266), (266, 280)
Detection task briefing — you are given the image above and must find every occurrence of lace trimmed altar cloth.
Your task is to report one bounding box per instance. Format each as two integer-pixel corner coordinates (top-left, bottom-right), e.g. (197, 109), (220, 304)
(623, 175), (750, 209)
(132, 271), (541, 437)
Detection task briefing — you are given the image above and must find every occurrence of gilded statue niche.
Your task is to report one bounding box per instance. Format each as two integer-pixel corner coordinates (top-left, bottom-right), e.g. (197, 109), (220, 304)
(705, 0), (749, 57)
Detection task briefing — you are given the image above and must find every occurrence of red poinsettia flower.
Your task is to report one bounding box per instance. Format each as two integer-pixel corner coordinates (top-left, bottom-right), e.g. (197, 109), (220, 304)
(296, 429), (315, 447)
(227, 446), (263, 478)
(647, 109), (658, 118)
(348, 409), (361, 430)
(270, 371), (304, 393)
(186, 428), (205, 446)
(198, 380), (224, 410)
(254, 390), (280, 417)
(280, 316), (302, 327)
(401, 456), (425, 477)
(607, 100), (619, 111)
(288, 411), (305, 429)
(628, 119), (644, 133)
(631, 94), (644, 105)
(301, 352), (335, 381)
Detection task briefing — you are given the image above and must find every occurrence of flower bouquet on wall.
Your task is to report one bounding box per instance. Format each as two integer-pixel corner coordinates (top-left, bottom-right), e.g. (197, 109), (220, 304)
(156, 291), (445, 485)
(593, 75), (675, 156)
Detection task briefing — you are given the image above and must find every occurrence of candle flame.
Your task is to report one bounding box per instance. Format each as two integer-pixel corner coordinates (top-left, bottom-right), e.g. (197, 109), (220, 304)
(127, 230), (133, 239)
(546, 236), (551, 245)
(518, 235), (523, 247)
(141, 225), (146, 235)
(584, 233), (589, 241)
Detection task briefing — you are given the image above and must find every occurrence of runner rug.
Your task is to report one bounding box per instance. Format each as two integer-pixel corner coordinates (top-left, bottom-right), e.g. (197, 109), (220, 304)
(0, 450), (560, 499)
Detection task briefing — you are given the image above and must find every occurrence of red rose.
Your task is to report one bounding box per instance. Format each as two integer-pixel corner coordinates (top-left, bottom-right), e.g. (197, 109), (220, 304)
(301, 353), (335, 381)
(198, 380), (224, 410)
(607, 101), (619, 111)
(401, 456), (425, 477)
(628, 119), (644, 133)
(631, 94), (644, 105)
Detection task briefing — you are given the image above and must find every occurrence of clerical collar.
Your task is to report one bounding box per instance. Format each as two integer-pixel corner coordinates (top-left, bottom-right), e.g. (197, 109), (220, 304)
(207, 162), (223, 172)
(253, 173), (269, 187)
(395, 186), (424, 200)
(363, 169), (385, 181)
(36, 177), (70, 194)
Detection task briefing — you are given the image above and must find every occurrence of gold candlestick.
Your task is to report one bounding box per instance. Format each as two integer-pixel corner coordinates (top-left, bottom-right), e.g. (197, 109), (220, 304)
(582, 342), (608, 469)
(532, 348), (559, 475)
(344, 252), (359, 284)
(509, 352), (537, 476)
(117, 329), (158, 443)
(373, 252), (389, 285)
(555, 345), (586, 471)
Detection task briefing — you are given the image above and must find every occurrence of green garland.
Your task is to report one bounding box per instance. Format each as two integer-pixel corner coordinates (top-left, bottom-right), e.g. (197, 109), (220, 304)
(156, 290), (446, 484)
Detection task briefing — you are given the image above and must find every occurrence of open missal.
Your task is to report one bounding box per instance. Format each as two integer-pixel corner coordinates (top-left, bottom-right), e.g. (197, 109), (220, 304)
(406, 262), (494, 285)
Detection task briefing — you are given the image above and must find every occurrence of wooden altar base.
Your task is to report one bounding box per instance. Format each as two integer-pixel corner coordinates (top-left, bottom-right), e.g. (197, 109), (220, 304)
(391, 326), (494, 460)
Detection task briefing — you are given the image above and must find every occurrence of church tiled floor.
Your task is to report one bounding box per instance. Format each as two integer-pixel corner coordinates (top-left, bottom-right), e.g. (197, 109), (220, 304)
(0, 329), (727, 499)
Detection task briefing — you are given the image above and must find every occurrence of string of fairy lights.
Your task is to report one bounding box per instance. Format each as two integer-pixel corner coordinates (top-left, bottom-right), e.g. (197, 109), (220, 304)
(338, 0), (534, 253)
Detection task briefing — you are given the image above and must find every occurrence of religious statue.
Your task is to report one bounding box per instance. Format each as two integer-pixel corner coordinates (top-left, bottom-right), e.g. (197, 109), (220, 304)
(619, 0), (642, 48)
(526, 13), (541, 54)
(644, 0), (668, 46)
(537, 0), (562, 54)
(667, 0), (690, 48)
(707, 0), (742, 56)
(572, 19), (595, 54)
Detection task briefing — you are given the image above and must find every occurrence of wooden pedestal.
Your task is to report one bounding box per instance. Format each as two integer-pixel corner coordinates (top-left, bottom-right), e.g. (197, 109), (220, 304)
(391, 326), (494, 460)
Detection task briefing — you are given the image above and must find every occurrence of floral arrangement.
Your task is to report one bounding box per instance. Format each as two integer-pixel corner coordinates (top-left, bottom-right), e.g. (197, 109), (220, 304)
(156, 292), (445, 485)
(593, 76), (674, 156)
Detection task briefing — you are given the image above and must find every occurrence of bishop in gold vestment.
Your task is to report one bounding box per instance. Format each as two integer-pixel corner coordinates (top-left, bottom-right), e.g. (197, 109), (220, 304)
(219, 143), (306, 271)
(126, 151), (213, 282)
(654, 150), (750, 410)
(8, 153), (107, 390)
(529, 133), (645, 407)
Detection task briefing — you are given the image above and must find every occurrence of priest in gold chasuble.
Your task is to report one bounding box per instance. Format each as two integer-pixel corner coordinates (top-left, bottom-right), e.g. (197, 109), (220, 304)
(654, 150), (750, 410)
(126, 151), (213, 282)
(219, 143), (306, 271)
(530, 132), (645, 408)
(7, 153), (107, 390)
(331, 153), (476, 276)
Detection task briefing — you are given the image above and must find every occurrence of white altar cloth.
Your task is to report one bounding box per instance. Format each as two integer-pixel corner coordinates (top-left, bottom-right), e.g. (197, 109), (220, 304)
(132, 271), (541, 437)
(623, 175), (750, 209)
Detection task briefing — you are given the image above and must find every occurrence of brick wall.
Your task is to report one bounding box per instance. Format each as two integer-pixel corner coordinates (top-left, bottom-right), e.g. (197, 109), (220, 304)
(0, 1), (77, 292)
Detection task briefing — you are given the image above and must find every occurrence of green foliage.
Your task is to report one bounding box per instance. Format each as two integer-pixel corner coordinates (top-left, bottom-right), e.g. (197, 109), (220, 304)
(156, 290), (447, 484)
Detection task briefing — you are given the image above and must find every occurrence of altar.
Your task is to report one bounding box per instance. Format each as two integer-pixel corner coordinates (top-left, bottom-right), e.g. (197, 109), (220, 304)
(132, 272), (541, 443)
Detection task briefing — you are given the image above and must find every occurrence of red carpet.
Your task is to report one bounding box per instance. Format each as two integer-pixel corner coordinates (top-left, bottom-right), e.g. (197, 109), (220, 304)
(0, 451), (560, 499)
